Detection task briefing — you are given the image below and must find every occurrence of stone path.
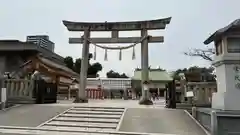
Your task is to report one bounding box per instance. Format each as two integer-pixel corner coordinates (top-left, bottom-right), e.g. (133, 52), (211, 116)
(38, 106), (125, 132)
(0, 104), (70, 127)
(119, 108), (207, 135)
(54, 99), (166, 109)
(0, 100), (207, 135)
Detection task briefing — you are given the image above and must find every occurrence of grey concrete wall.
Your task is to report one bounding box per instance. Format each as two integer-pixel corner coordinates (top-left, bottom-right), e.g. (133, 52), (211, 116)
(196, 108), (240, 135)
(218, 116), (240, 134)
(196, 108), (211, 131)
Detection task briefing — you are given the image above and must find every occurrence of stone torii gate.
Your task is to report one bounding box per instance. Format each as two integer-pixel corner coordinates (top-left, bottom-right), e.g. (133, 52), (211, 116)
(63, 18), (171, 105)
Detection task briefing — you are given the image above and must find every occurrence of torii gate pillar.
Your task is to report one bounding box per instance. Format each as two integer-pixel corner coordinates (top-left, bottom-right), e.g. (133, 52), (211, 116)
(63, 18), (171, 104)
(75, 29), (90, 103)
(139, 29), (152, 104)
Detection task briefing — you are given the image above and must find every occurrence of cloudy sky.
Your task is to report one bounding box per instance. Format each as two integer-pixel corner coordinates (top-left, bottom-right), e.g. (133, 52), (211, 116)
(0, 0), (239, 77)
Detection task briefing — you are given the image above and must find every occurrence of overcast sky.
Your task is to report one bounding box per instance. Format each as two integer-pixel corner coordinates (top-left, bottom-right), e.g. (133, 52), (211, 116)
(0, 0), (239, 77)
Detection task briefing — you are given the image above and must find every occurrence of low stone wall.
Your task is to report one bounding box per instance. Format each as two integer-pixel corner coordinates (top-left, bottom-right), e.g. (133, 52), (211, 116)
(194, 108), (240, 135)
(176, 103), (211, 113)
(195, 108), (211, 131)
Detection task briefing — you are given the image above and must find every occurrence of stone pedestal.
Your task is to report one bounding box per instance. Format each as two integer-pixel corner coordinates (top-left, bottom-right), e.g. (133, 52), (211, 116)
(139, 97), (153, 105)
(212, 55), (240, 110)
(212, 89), (240, 110)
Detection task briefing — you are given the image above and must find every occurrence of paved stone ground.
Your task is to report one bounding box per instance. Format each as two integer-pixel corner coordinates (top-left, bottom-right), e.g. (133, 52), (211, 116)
(55, 99), (166, 109)
(0, 100), (206, 135)
(0, 104), (70, 127)
(118, 108), (207, 135)
(0, 133), (35, 135)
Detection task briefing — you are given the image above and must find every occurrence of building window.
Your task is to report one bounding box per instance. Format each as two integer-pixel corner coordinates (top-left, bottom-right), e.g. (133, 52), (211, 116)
(227, 37), (240, 53)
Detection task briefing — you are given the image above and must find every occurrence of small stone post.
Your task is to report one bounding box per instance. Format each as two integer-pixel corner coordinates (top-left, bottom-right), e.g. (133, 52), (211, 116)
(0, 77), (6, 110)
(211, 110), (218, 135)
(192, 106), (197, 118)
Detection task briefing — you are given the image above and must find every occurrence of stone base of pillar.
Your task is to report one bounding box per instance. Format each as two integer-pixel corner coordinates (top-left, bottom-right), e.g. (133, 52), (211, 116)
(139, 97), (153, 105)
(212, 91), (240, 110)
(73, 97), (88, 103)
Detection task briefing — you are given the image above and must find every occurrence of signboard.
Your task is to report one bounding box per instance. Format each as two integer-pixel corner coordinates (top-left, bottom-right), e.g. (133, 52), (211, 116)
(186, 91), (194, 97)
(1, 88), (6, 102)
(143, 85), (149, 91)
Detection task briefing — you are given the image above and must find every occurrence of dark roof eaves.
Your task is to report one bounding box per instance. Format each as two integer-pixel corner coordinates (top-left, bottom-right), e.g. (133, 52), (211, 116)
(204, 19), (240, 45)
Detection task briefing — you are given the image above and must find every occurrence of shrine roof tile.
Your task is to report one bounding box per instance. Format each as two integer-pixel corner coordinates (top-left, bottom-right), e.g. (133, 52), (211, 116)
(204, 18), (240, 44)
(37, 56), (79, 77)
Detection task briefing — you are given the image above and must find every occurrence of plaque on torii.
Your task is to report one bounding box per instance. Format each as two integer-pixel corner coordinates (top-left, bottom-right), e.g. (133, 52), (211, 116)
(63, 17), (171, 105)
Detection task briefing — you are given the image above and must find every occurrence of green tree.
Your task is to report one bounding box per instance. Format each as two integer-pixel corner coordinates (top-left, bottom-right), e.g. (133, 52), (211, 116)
(74, 58), (82, 73)
(173, 66), (215, 81)
(88, 62), (103, 77)
(120, 73), (128, 78)
(106, 70), (129, 78)
(64, 56), (74, 70)
(64, 53), (103, 78)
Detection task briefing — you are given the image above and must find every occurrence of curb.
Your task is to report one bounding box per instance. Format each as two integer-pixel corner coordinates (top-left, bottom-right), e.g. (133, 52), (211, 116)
(0, 104), (22, 112)
(116, 108), (127, 131)
(0, 125), (176, 135)
(184, 110), (211, 135)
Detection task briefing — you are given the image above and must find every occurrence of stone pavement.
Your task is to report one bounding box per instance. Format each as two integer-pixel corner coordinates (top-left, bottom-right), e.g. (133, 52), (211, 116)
(53, 99), (166, 109)
(0, 104), (70, 127)
(0, 99), (207, 135)
(118, 108), (207, 135)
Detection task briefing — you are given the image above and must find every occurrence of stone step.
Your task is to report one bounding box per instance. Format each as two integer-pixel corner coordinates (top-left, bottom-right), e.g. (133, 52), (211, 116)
(41, 125), (116, 132)
(60, 113), (121, 119)
(67, 110), (123, 115)
(46, 121), (117, 129)
(0, 126), (160, 135)
(53, 117), (119, 123)
(71, 108), (124, 112)
(74, 106), (125, 110)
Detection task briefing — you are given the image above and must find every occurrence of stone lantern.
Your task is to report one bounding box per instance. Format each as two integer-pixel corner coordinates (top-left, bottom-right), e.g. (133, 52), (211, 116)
(204, 19), (240, 110)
